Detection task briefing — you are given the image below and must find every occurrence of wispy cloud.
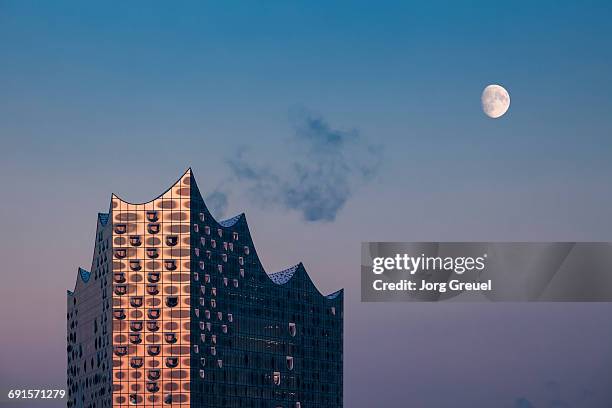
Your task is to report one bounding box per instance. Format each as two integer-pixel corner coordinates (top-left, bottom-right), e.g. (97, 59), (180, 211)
(205, 189), (229, 219)
(225, 109), (382, 222)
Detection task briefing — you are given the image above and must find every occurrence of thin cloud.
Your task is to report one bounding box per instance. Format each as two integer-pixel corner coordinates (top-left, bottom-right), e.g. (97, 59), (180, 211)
(225, 109), (382, 222)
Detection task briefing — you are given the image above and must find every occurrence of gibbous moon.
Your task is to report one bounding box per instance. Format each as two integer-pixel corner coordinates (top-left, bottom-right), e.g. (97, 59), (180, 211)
(481, 84), (510, 118)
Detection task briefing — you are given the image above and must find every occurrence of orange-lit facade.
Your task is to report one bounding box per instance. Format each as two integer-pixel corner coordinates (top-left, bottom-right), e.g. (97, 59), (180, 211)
(67, 169), (343, 408)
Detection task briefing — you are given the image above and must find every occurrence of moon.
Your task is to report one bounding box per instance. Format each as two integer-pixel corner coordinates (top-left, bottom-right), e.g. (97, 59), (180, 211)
(481, 84), (510, 118)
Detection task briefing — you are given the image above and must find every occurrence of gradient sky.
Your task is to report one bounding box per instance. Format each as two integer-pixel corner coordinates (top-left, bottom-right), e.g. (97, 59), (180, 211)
(2, 1), (612, 407)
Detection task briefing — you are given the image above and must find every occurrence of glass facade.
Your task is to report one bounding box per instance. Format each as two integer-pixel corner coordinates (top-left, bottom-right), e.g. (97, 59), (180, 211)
(67, 169), (343, 408)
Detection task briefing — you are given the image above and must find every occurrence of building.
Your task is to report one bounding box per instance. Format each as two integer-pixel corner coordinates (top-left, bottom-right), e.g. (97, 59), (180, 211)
(67, 169), (343, 408)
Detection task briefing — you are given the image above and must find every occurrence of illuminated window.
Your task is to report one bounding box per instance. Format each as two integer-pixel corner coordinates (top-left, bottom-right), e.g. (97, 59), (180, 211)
(114, 224), (127, 234)
(227, 313), (233, 322)
(232, 232), (239, 241)
(147, 369), (160, 380)
(130, 321), (143, 332)
(273, 372), (281, 386)
(146, 211), (158, 222)
(146, 321), (159, 332)
(114, 272), (126, 283)
(233, 279), (239, 288)
(193, 223), (199, 233)
(244, 246), (250, 255)
(204, 226), (210, 235)
(289, 323), (297, 337)
(222, 324), (228, 333)
(240, 268), (245, 278)
(199, 369), (205, 379)
(130, 357), (143, 368)
(217, 228), (222, 237)
(287, 356), (294, 370)
(199, 261), (205, 270)
(129, 333), (141, 344)
(113, 309), (126, 320)
(147, 272), (160, 283)
(200, 237), (206, 246)
(195, 248), (200, 257)
(146, 382), (159, 393)
(223, 277), (228, 286)
(164, 259), (177, 271)
(193, 344), (199, 353)
(114, 248), (127, 259)
(147, 223), (160, 234)
(147, 345), (161, 356)
(129, 235), (141, 247)
(113, 346), (127, 356)
(217, 359), (223, 368)
(114, 284), (127, 295)
(238, 256), (244, 265)
(199, 212), (205, 222)
(146, 284), (159, 295)
(129, 259), (141, 271)
(165, 357), (178, 368)
(147, 308), (160, 319)
(130, 297), (143, 307)
(146, 248), (159, 259)
(217, 312), (223, 320)
(210, 346), (216, 356)
(164, 332), (177, 344)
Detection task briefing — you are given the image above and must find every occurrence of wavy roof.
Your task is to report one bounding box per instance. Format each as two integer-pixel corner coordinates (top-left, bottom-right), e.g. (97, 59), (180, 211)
(68, 168), (343, 302)
(269, 264), (300, 285)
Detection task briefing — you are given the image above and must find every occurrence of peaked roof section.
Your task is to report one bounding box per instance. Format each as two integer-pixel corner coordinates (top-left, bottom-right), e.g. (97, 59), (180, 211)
(269, 264), (300, 284)
(68, 168), (343, 301)
(67, 267), (91, 296)
(188, 168), (341, 300)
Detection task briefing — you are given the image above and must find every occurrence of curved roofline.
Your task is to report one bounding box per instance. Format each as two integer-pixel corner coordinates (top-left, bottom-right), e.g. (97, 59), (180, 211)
(219, 213), (245, 227)
(111, 168), (192, 205)
(71, 168), (343, 301)
(189, 172), (342, 299)
(67, 267), (91, 296)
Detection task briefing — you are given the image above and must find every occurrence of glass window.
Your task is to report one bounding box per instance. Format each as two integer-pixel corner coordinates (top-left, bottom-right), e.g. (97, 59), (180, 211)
(129, 235), (141, 247)
(147, 345), (161, 356)
(146, 211), (158, 222)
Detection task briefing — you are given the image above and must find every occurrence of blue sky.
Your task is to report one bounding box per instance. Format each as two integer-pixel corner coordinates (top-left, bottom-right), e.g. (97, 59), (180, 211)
(1, 1), (612, 406)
